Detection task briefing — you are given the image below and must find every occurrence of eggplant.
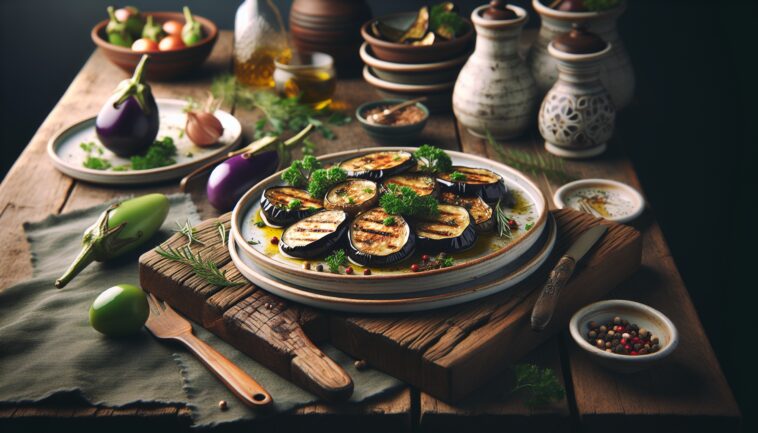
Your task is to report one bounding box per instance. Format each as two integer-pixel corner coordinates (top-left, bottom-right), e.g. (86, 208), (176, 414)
(414, 204), (478, 253)
(324, 179), (379, 216)
(279, 210), (349, 259)
(260, 186), (324, 227)
(347, 208), (416, 267)
(95, 55), (159, 157)
(381, 174), (438, 198)
(436, 166), (508, 203)
(338, 151), (416, 181)
(440, 192), (495, 233)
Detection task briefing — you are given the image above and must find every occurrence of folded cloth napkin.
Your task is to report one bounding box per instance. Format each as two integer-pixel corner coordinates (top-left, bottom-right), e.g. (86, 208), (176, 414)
(0, 194), (402, 428)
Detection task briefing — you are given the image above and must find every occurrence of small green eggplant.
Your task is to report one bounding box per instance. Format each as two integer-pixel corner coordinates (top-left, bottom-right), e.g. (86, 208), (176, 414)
(141, 15), (165, 42)
(181, 6), (204, 46)
(106, 6), (134, 47)
(55, 194), (170, 289)
(115, 6), (145, 38)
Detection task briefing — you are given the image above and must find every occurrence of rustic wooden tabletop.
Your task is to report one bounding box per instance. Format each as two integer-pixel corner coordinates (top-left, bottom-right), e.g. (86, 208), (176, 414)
(0, 31), (741, 432)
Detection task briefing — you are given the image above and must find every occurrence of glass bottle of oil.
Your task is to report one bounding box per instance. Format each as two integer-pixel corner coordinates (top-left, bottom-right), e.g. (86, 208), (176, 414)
(234, 0), (290, 88)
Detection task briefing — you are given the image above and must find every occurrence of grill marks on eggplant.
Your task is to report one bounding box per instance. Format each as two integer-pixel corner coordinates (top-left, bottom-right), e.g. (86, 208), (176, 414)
(441, 192), (494, 231)
(282, 211), (347, 247)
(338, 151), (415, 180)
(265, 187), (324, 209)
(350, 208), (409, 256)
(324, 179), (379, 216)
(414, 204), (478, 252)
(382, 174), (438, 197)
(437, 166), (507, 203)
(260, 187), (324, 227)
(437, 166), (500, 184)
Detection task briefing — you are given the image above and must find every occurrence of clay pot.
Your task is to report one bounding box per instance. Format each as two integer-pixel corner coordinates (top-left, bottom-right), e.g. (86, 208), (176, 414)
(527, 0), (634, 110)
(452, 5), (538, 139)
(290, 0), (372, 76)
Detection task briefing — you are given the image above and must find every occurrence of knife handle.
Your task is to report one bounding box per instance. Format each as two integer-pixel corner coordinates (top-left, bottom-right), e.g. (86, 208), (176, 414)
(530, 255), (576, 331)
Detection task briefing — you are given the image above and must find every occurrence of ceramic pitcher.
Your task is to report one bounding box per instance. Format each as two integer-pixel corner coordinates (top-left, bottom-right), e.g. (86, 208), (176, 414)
(527, 0), (634, 110)
(453, 4), (538, 139)
(538, 28), (615, 159)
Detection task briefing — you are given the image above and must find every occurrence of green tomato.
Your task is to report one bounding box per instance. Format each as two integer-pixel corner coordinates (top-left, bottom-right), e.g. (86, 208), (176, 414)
(89, 284), (149, 337)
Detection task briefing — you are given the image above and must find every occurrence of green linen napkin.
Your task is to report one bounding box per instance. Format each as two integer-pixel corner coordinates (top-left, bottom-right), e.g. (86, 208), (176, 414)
(0, 194), (402, 428)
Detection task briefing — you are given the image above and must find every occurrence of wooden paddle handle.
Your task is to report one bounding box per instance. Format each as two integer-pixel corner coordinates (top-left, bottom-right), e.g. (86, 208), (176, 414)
(178, 333), (273, 408)
(531, 255), (576, 332)
(291, 345), (354, 402)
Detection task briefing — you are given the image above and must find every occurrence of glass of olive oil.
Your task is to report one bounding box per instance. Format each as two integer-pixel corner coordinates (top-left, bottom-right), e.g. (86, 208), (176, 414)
(233, 0), (290, 88)
(273, 51), (337, 110)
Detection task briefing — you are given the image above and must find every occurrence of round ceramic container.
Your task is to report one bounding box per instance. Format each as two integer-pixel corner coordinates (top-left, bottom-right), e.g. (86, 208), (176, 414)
(230, 147), (549, 296)
(569, 299), (678, 373)
(356, 99), (429, 145)
(363, 67), (454, 113)
(359, 43), (469, 85)
(48, 99), (242, 185)
(229, 215), (556, 313)
(553, 178), (644, 223)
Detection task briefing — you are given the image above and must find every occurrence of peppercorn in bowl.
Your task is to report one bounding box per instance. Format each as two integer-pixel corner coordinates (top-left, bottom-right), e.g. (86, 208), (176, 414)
(569, 299), (679, 373)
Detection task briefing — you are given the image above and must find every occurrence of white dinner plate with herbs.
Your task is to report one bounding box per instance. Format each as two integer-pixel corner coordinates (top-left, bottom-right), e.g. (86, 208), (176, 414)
(47, 99), (242, 185)
(230, 147), (550, 296)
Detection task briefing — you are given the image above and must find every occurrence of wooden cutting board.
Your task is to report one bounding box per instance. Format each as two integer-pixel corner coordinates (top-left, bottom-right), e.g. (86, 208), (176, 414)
(139, 209), (641, 403)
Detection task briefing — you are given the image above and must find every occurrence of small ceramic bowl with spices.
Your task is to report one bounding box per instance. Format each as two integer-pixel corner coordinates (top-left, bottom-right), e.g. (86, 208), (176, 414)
(356, 99), (429, 145)
(569, 300), (678, 373)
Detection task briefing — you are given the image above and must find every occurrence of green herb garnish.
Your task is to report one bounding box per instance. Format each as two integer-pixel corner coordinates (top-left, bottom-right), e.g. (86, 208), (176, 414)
(414, 144), (452, 174)
(131, 136), (177, 170)
(325, 249), (347, 273)
(175, 219), (205, 247)
(440, 256), (454, 268)
(363, 187), (374, 194)
(380, 184), (438, 218)
(248, 239), (261, 245)
(488, 132), (575, 184)
(282, 155), (321, 187)
(83, 156), (112, 170)
(155, 245), (243, 287)
(255, 220), (266, 228)
(382, 216), (396, 226)
(307, 167), (347, 198)
(525, 222), (534, 231)
(511, 364), (565, 408)
(347, 197), (355, 204)
(450, 171), (467, 181)
(215, 221), (227, 244)
(288, 199), (302, 210)
(430, 2), (465, 39)
(495, 198), (514, 239)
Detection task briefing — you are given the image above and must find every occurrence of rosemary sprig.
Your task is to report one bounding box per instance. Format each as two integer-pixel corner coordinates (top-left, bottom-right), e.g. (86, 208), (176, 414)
(155, 245), (243, 287)
(495, 198), (513, 239)
(175, 219), (205, 247)
(510, 364), (565, 407)
(487, 132), (576, 184)
(215, 221), (228, 244)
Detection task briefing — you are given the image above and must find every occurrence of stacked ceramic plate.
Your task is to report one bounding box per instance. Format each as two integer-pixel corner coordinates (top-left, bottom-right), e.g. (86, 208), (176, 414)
(359, 13), (474, 113)
(228, 147), (554, 313)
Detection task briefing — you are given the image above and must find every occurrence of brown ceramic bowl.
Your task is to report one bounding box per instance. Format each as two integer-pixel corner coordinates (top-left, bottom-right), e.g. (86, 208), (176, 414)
(361, 12), (473, 64)
(91, 11), (218, 81)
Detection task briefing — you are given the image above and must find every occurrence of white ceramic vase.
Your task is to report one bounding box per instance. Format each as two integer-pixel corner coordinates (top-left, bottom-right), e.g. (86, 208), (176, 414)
(538, 40), (615, 159)
(453, 5), (538, 139)
(527, 0), (634, 110)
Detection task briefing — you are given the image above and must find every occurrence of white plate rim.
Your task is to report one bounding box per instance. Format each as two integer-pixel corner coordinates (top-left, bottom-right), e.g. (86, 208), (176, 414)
(553, 178), (645, 224)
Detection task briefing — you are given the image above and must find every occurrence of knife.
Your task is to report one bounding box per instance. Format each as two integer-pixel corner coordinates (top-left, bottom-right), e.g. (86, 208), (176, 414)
(530, 225), (608, 331)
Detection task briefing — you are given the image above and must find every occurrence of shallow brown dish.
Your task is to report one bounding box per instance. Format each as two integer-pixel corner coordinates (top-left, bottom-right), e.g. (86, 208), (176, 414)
(361, 12), (474, 64)
(91, 11), (218, 80)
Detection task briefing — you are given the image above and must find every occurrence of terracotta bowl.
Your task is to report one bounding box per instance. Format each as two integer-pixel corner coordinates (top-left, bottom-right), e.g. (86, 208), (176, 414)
(569, 300), (679, 373)
(360, 43), (469, 85)
(362, 66), (453, 113)
(361, 13), (474, 64)
(91, 11), (218, 81)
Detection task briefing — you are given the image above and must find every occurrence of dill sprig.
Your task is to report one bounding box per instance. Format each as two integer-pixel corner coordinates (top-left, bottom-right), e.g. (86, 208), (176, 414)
(487, 132), (576, 184)
(510, 364), (565, 407)
(155, 245), (243, 287)
(175, 219), (205, 247)
(495, 198), (514, 239)
(324, 249), (347, 273)
(215, 221), (227, 244)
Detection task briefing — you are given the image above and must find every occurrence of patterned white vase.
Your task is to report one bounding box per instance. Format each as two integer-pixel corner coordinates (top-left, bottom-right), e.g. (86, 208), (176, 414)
(538, 40), (615, 159)
(453, 4), (538, 139)
(527, 0), (634, 110)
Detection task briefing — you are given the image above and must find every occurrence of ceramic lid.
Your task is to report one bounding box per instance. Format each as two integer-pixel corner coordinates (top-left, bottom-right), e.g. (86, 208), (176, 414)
(552, 25), (608, 54)
(481, 0), (518, 20)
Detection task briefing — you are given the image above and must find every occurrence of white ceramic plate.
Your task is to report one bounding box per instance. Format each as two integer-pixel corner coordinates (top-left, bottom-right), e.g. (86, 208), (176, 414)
(229, 215), (556, 313)
(230, 147), (549, 296)
(553, 178), (645, 223)
(47, 98), (242, 185)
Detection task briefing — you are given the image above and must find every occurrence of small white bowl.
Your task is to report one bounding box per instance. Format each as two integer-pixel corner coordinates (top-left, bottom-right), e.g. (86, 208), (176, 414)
(569, 300), (678, 373)
(553, 178), (645, 223)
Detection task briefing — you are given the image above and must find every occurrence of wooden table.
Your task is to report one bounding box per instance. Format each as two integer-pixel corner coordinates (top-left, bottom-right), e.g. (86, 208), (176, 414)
(0, 32), (741, 432)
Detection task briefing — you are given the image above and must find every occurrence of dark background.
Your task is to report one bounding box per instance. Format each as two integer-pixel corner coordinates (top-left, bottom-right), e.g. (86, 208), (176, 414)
(1, 0), (755, 427)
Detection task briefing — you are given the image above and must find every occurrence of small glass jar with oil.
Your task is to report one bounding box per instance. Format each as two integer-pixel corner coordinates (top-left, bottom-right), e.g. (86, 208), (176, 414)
(273, 52), (336, 110)
(234, 0), (290, 88)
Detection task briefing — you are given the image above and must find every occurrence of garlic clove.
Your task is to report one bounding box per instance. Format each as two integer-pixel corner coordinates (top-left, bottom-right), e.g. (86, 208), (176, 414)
(186, 111), (224, 147)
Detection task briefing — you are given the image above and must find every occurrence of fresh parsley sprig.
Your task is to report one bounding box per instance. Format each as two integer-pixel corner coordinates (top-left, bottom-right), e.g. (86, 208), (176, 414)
(307, 167), (347, 198)
(511, 364), (565, 408)
(413, 144), (452, 174)
(380, 184), (438, 218)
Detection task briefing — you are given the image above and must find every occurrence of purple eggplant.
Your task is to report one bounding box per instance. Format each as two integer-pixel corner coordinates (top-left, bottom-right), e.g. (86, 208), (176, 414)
(96, 54), (159, 157)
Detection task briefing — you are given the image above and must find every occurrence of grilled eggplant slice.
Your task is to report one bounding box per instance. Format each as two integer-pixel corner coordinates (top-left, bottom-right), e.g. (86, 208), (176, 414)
(279, 210), (349, 259)
(437, 166), (507, 203)
(338, 151), (415, 181)
(414, 204), (478, 253)
(382, 174), (438, 198)
(260, 187), (324, 227)
(440, 192), (495, 233)
(348, 208), (416, 267)
(324, 179), (379, 216)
